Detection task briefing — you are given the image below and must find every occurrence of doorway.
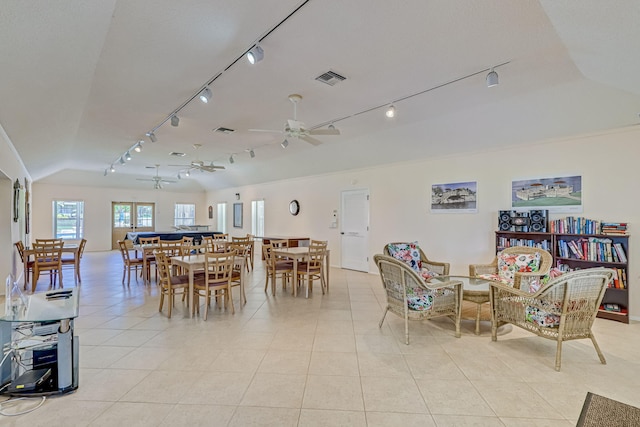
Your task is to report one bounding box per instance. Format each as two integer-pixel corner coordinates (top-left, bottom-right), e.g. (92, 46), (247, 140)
(111, 202), (155, 249)
(340, 188), (370, 272)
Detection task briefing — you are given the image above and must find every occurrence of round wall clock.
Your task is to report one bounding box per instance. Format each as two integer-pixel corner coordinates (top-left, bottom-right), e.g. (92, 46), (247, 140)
(289, 200), (300, 216)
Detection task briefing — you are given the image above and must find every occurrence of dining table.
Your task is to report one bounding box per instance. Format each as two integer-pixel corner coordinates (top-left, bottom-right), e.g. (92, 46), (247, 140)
(23, 243), (81, 286)
(170, 253), (246, 318)
(271, 246), (330, 298)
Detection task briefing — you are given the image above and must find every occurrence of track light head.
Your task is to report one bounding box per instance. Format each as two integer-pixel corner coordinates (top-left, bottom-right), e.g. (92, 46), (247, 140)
(146, 132), (157, 143)
(247, 45), (264, 64)
(125, 151), (132, 161)
(134, 141), (143, 152)
(103, 169), (108, 176)
(385, 105), (396, 118)
(281, 139), (289, 148)
(119, 156), (126, 165)
(110, 164), (115, 173)
(199, 87), (212, 103)
(171, 115), (179, 127)
(486, 69), (499, 87)
(328, 124), (335, 130)
(177, 173), (181, 180)
(229, 155), (235, 164)
(185, 170), (190, 177)
(249, 149), (255, 158)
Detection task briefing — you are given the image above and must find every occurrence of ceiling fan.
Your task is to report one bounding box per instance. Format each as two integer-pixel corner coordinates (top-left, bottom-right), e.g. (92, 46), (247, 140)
(169, 143), (226, 173)
(136, 165), (176, 189)
(249, 94), (340, 146)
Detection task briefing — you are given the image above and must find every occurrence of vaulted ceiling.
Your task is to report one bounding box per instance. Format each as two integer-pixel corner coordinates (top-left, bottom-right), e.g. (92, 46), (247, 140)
(1, 1), (639, 192)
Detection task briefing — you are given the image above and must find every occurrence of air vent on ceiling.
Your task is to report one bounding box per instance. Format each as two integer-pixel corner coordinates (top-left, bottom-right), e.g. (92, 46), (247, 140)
(214, 127), (235, 134)
(169, 152), (186, 157)
(315, 70), (347, 86)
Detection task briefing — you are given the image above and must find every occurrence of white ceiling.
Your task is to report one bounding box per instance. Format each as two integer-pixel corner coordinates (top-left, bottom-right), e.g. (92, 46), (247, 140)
(1, 0), (639, 192)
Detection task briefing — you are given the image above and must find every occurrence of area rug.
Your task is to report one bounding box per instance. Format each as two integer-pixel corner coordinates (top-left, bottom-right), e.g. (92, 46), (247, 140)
(576, 392), (640, 426)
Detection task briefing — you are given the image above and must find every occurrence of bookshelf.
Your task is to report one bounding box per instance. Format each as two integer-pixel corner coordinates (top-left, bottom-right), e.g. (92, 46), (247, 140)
(495, 230), (630, 324)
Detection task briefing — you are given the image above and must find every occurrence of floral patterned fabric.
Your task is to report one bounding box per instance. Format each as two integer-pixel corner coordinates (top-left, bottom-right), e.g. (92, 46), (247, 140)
(387, 242), (422, 272)
(406, 286), (434, 311)
(497, 252), (541, 285)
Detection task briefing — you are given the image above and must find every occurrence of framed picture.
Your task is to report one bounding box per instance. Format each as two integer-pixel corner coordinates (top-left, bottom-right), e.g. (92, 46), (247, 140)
(431, 181), (478, 213)
(511, 175), (582, 213)
(233, 202), (243, 228)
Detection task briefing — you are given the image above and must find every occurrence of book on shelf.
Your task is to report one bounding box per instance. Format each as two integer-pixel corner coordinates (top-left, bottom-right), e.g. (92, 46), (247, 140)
(613, 243), (627, 263)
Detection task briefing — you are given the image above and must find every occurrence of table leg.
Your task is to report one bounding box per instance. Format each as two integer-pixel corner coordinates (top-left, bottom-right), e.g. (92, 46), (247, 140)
(241, 258), (246, 304)
(325, 251), (330, 292)
(188, 267), (194, 318)
(293, 258), (298, 297)
(475, 303), (482, 335)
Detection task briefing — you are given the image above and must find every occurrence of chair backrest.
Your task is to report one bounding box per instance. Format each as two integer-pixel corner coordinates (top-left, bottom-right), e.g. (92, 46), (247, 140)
(77, 238), (87, 258)
(154, 251), (171, 285)
(213, 233), (228, 241)
(139, 236), (159, 245)
(374, 254), (424, 307)
(270, 239), (288, 249)
(117, 240), (134, 263)
(498, 246), (553, 287)
(36, 238), (63, 245)
(33, 241), (64, 268)
(306, 243), (326, 270)
(159, 240), (183, 256)
(204, 252), (234, 286)
(14, 241), (26, 262)
(383, 242), (449, 275)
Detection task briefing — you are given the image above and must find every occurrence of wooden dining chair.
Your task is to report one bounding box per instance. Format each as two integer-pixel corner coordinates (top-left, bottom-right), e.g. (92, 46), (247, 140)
(263, 243), (293, 296)
(15, 241), (34, 289)
(139, 236), (159, 284)
(32, 241), (64, 293)
(61, 238), (87, 283)
(117, 240), (143, 286)
(194, 252), (235, 320)
(35, 238), (64, 245)
(229, 241), (250, 304)
(295, 242), (327, 298)
(155, 251), (193, 318)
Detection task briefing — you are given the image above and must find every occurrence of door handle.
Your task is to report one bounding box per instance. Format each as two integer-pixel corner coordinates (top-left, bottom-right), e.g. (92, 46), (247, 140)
(340, 232), (345, 235)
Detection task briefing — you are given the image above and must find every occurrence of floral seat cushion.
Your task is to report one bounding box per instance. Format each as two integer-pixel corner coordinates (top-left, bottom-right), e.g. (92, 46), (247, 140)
(495, 252), (542, 286)
(406, 286), (434, 311)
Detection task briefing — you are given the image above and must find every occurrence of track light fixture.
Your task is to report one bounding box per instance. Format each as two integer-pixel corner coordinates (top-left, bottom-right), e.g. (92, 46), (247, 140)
(185, 170), (190, 177)
(328, 124), (335, 130)
(247, 45), (264, 64)
(385, 105), (396, 118)
(177, 173), (181, 180)
(134, 141), (143, 152)
(146, 132), (157, 143)
(281, 139), (289, 148)
(249, 149), (255, 158)
(110, 165), (115, 173)
(125, 151), (132, 161)
(171, 115), (179, 127)
(103, 169), (108, 176)
(486, 69), (499, 87)
(229, 155), (235, 164)
(199, 87), (212, 103)
(119, 156), (126, 165)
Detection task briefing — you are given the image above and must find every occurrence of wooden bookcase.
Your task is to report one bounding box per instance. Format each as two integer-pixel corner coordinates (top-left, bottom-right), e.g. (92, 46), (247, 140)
(495, 231), (630, 324)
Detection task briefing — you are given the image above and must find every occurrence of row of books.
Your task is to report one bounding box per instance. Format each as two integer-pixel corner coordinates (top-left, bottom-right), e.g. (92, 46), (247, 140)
(496, 237), (551, 251)
(549, 217), (629, 235)
(556, 238), (627, 263)
(556, 263), (627, 289)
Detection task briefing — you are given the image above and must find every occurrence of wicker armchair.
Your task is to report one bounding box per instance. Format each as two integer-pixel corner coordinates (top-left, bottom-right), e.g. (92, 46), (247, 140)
(374, 254), (462, 344)
(489, 267), (614, 371)
(469, 246), (553, 290)
(383, 242), (450, 275)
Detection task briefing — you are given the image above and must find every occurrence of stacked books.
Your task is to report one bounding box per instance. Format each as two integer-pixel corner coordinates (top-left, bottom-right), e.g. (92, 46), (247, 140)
(601, 222), (628, 235)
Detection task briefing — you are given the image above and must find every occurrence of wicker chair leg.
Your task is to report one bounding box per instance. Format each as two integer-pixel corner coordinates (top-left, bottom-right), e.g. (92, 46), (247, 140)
(590, 334), (607, 365)
(378, 307), (388, 328)
(404, 316), (410, 345)
(555, 339), (563, 371)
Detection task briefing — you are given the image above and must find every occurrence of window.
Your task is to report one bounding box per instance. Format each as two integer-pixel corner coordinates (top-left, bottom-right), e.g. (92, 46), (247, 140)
(251, 199), (264, 237)
(53, 200), (84, 239)
(217, 203), (227, 233)
(174, 203), (195, 226)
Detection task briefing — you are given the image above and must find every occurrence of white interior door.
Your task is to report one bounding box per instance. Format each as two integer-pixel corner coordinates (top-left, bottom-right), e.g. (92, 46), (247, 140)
(340, 188), (370, 272)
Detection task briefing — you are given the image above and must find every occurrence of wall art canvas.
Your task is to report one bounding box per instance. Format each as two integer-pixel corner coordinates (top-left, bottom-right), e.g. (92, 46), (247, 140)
(511, 175), (582, 213)
(431, 181), (477, 213)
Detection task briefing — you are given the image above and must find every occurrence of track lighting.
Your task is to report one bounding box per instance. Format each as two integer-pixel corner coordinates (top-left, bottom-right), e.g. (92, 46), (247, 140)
(328, 124), (335, 130)
(103, 169), (108, 176)
(125, 151), (132, 161)
(199, 87), (212, 104)
(185, 170), (190, 177)
(119, 157), (126, 165)
(249, 149), (255, 158)
(486, 69), (499, 87)
(281, 139), (289, 148)
(229, 155), (235, 164)
(385, 105), (396, 118)
(134, 141), (143, 152)
(171, 115), (179, 127)
(146, 132), (157, 143)
(110, 165), (115, 173)
(177, 173), (181, 180)
(247, 45), (264, 64)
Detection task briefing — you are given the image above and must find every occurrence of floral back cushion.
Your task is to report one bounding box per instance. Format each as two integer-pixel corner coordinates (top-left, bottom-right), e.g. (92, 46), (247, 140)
(497, 252), (541, 285)
(387, 242), (422, 272)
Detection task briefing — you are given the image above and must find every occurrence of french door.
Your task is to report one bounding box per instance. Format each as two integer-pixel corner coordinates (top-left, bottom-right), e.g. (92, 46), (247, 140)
(111, 202), (155, 249)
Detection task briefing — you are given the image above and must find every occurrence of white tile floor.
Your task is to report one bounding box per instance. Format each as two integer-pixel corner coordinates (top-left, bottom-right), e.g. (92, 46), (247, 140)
(3, 250), (640, 426)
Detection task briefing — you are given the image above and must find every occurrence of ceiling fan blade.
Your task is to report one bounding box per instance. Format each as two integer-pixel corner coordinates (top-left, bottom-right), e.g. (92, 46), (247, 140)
(168, 164), (192, 167)
(300, 135), (323, 146)
(248, 128), (283, 133)
(309, 128), (340, 136)
(136, 178), (155, 181)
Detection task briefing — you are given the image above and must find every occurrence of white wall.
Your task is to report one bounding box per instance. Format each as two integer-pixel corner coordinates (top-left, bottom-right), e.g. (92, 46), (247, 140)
(206, 127), (640, 319)
(0, 125), (32, 291)
(31, 184), (208, 252)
